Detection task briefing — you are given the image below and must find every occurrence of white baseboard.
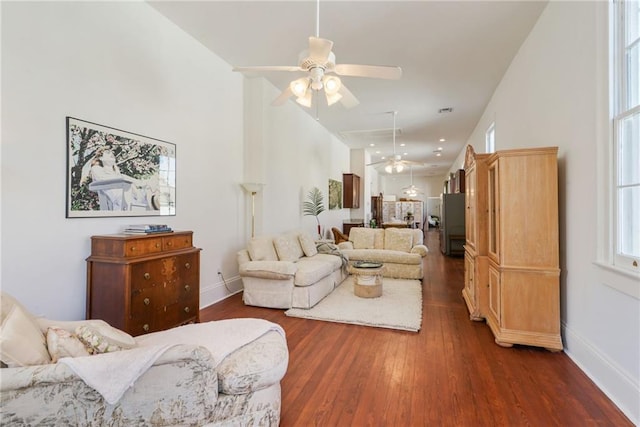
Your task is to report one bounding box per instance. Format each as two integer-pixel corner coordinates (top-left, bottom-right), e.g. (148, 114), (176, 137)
(199, 275), (243, 309)
(562, 322), (639, 425)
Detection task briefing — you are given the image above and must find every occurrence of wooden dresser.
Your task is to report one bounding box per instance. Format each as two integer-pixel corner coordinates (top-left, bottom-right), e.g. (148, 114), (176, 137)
(86, 231), (201, 336)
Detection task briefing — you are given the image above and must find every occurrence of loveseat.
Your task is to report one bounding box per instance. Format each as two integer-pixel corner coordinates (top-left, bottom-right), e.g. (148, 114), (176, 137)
(0, 292), (289, 426)
(337, 227), (428, 280)
(238, 230), (348, 309)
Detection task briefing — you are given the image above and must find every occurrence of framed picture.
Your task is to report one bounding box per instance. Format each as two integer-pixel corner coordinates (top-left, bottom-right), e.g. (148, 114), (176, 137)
(66, 117), (176, 218)
(328, 178), (342, 210)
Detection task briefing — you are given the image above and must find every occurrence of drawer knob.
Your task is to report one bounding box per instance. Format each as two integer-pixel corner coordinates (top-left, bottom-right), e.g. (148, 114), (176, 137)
(144, 298), (150, 305)
(185, 262), (191, 269)
(167, 241), (173, 246)
(183, 307), (190, 313)
(144, 273), (151, 280)
(155, 243), (160, 248)
(130, 247), (136, 252)
(143, 324), (150, 332)
(184, 284), (191, 292)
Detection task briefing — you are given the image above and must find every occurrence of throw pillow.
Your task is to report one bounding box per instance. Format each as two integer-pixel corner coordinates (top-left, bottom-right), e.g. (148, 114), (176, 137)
(350, 228), (375, 249)
(0, 305), (51, 367)
(247, 236), (278, 261)
(75, 322), (136, 354)
(46, 327), (90, 362)
(384, 229), (413, 252)
(298, 232), (318, 257)
(273, 234), (304, 262)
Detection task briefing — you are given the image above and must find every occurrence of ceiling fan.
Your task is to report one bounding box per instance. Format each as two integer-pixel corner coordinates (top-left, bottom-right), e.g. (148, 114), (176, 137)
(402, 166), (423, 197)
(232, 0), (402, 109)
(367, 111), (424, 173)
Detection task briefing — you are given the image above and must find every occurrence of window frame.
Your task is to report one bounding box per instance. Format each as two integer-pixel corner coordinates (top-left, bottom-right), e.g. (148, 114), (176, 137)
(611, 0), (640, 274)
(486, 122), (495, 153)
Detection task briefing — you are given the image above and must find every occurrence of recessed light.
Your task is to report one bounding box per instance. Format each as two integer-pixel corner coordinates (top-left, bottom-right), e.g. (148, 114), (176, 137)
(403, 152), (408, 156)
(400, 143), (405, 147)
(439, 138), (446, 142)
(375, 150), (381, 154)
(369, 143), (375, 147)
(436, 153), (442, 157)
(437, 147), (443, 151)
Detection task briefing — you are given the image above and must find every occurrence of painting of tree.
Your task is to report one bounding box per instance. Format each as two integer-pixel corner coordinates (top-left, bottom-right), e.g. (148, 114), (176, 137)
(66, 117), (176, 217)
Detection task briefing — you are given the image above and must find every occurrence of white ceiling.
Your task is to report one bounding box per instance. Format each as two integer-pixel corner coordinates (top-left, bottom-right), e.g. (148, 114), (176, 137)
(149, 1), (547, 177)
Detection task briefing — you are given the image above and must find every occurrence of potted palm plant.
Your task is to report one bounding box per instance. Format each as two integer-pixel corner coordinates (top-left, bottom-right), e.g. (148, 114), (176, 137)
(303, 187), (325, 238)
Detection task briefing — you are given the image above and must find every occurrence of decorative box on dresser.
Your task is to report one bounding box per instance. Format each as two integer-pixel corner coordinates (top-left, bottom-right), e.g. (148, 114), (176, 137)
(462, 145), (491, 321)
(484, 147), (562, 351)
(86, 231), (201, 336)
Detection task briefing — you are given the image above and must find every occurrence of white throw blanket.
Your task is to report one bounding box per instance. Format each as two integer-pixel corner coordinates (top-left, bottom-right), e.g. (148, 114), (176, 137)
(59, 318), (285, 405)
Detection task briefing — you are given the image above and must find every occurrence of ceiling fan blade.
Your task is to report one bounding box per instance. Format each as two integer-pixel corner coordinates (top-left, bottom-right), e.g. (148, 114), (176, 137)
(338, 84), (359, 109)
(401, 160), (426, 167)
(366, 159), (388, 166)
(271, 86), (294, 106)
(308, 37), (334, 64)
(334, 64), (402, 80)
(232, 65), (302, 73)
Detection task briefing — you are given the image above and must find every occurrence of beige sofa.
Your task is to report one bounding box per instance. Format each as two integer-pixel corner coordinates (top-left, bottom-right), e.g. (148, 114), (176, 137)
(238, 230), (348, 309)
(0, 292), (288, 426)
(337, 227), (428, 280)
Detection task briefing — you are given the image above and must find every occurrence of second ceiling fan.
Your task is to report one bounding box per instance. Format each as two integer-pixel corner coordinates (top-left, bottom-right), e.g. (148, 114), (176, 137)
(367, 111), (424, 173)
(232, 0), (402, 109)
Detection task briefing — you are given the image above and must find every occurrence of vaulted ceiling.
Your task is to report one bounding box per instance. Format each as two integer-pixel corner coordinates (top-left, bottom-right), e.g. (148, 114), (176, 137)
(150, 1), (547, 177)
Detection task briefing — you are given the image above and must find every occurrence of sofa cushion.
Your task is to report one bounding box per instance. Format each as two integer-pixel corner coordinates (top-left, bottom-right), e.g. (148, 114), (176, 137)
(349, 228), (374, 249)
(46, 326), (90, 362)
(294, 258), (336, 287)
(0, 304), (51, 367)
(298, 232), (318, 257)
(273, 234), (304, 262)
(342, 249), (423, 265)
(75, 323), (136, 354)
(247, 236), (278, 261)
(372, 229), (386, 249)
(240, 260), (297, 280)
(384, 229), (413, 252)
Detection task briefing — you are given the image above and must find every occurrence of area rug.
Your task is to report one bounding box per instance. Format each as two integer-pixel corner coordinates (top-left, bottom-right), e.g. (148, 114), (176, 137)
(285, 276), (422, 332)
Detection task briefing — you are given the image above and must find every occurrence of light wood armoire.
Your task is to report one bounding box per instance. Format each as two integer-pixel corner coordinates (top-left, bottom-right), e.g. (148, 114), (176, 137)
(462, 146), (490, 320)
(462, 145), (563, 351)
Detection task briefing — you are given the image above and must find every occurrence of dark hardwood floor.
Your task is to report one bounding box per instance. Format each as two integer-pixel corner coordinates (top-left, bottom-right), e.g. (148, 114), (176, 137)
(201, 230), (632, 426)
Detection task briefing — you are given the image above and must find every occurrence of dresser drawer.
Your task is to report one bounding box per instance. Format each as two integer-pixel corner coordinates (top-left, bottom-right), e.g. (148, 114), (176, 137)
(130, 298), (198, 335)
(130, 253), (198, 291)
(131, 280), (197, 315)
(162, 234), (193, 251)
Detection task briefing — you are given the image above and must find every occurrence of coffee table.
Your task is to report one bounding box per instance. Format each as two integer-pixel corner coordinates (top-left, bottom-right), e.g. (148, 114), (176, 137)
(352, 262), (384, 298)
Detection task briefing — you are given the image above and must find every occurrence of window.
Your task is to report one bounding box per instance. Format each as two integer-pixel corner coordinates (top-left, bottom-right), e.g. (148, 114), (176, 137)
(612, 0), (640, 273)
(486, 122), (495, 153)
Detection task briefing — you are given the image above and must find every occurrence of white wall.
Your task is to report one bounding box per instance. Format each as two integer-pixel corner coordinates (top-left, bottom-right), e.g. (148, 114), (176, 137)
(457, 2), (639, 423)
(1, 2), (352, 319)
(241, 78), (351, 239)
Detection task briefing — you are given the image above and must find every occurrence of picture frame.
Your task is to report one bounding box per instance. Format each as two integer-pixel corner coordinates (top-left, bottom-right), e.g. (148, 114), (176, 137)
(328, 178), (342, 210)
(66, 117), (176, 218)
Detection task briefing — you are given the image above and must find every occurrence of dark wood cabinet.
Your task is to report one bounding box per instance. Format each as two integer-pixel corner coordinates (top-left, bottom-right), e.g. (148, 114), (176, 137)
(371, 194), (383, 226)
(343, 173), (360, 208)
(343, 220), (364, 236)
(86, 231), (201, 336)
(439, 193), (465, 255)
